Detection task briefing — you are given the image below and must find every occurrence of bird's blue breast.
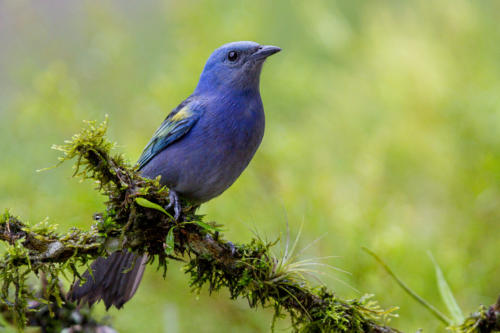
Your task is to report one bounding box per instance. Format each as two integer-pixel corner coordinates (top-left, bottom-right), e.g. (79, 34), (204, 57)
(139, 91), (265, 203)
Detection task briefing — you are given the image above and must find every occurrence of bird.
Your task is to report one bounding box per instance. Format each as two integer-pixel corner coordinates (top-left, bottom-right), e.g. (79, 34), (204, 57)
(68, 41), (281, 309)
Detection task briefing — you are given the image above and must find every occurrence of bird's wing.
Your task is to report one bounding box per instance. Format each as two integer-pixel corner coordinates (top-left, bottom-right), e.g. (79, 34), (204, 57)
(137, 100), (201, 170)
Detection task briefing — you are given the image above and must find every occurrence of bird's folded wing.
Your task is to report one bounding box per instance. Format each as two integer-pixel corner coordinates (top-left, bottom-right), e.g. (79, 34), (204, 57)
(137, 101), (201, 169)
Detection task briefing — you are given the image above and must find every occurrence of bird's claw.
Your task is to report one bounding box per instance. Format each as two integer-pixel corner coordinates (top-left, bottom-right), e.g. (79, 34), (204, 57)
(165, 190), (182, 221)
(226, 241), (236, 256)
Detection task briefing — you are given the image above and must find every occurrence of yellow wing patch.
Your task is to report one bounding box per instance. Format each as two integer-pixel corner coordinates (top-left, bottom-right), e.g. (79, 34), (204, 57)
(171, 106), (191, 121)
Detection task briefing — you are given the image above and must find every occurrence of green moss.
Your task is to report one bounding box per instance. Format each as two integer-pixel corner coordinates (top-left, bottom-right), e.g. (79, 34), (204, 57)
(0, 118), (497, 332)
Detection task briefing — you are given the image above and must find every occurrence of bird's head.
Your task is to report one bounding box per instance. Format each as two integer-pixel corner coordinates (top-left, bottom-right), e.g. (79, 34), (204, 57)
(195, 41), (281, 95)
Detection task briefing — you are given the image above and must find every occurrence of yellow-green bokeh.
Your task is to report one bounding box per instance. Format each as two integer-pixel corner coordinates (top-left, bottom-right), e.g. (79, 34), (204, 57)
(0, 1), (499, 332)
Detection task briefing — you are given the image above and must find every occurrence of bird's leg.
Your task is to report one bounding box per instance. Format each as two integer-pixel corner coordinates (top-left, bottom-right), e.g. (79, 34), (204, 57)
(165, 190), (181, 220)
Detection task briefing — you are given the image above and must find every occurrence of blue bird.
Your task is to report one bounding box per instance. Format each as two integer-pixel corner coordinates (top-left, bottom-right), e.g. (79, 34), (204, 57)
(68, 41), (281, 309)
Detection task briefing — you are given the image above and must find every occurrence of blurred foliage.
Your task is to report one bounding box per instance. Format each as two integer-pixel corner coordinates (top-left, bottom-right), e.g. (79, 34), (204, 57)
(0, 0), (499, 332)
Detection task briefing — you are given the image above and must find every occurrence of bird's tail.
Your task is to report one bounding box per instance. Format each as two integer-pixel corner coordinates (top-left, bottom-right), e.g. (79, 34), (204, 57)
(68, 250), (147, 309)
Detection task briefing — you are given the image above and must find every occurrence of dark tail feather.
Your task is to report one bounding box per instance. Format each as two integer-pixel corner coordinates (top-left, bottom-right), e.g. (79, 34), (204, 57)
(68, 251), (148, 309)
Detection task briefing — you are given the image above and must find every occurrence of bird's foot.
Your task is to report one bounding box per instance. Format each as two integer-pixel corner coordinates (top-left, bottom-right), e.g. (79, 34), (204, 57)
(165, 190), (181, 220)
(226, 241), (237, 256)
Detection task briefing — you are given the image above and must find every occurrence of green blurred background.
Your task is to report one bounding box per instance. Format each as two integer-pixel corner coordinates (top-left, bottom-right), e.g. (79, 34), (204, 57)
(1, 1), (499, 332)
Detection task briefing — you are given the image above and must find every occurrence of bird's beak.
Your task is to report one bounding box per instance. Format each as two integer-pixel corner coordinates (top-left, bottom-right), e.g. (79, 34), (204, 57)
(251, 45), (282, 61)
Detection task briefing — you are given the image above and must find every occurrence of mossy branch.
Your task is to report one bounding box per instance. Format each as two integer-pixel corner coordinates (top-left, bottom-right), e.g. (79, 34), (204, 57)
(0, 117), (498, 332)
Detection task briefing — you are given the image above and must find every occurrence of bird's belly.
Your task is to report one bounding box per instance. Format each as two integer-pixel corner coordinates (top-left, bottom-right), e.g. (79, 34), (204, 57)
(140, 115), (264, 203)
(176, 148), (252, 202)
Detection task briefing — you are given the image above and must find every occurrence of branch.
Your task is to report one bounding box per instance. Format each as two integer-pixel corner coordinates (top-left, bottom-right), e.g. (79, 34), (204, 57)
(453, 296), (500, 333)
(0, 117), (497, 332)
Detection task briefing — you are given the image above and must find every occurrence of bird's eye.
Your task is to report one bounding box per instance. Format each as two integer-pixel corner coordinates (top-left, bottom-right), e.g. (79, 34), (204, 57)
(227, 51), (238, 62)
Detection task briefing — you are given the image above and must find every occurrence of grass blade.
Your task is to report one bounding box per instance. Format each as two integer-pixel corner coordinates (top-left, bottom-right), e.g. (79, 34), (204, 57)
(428, 252), (464, 324)
(193, 220), (222, 232)
(135, 197), (173, 218)
(362, 247), (451, 326)
(164, 227), (175, 255)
